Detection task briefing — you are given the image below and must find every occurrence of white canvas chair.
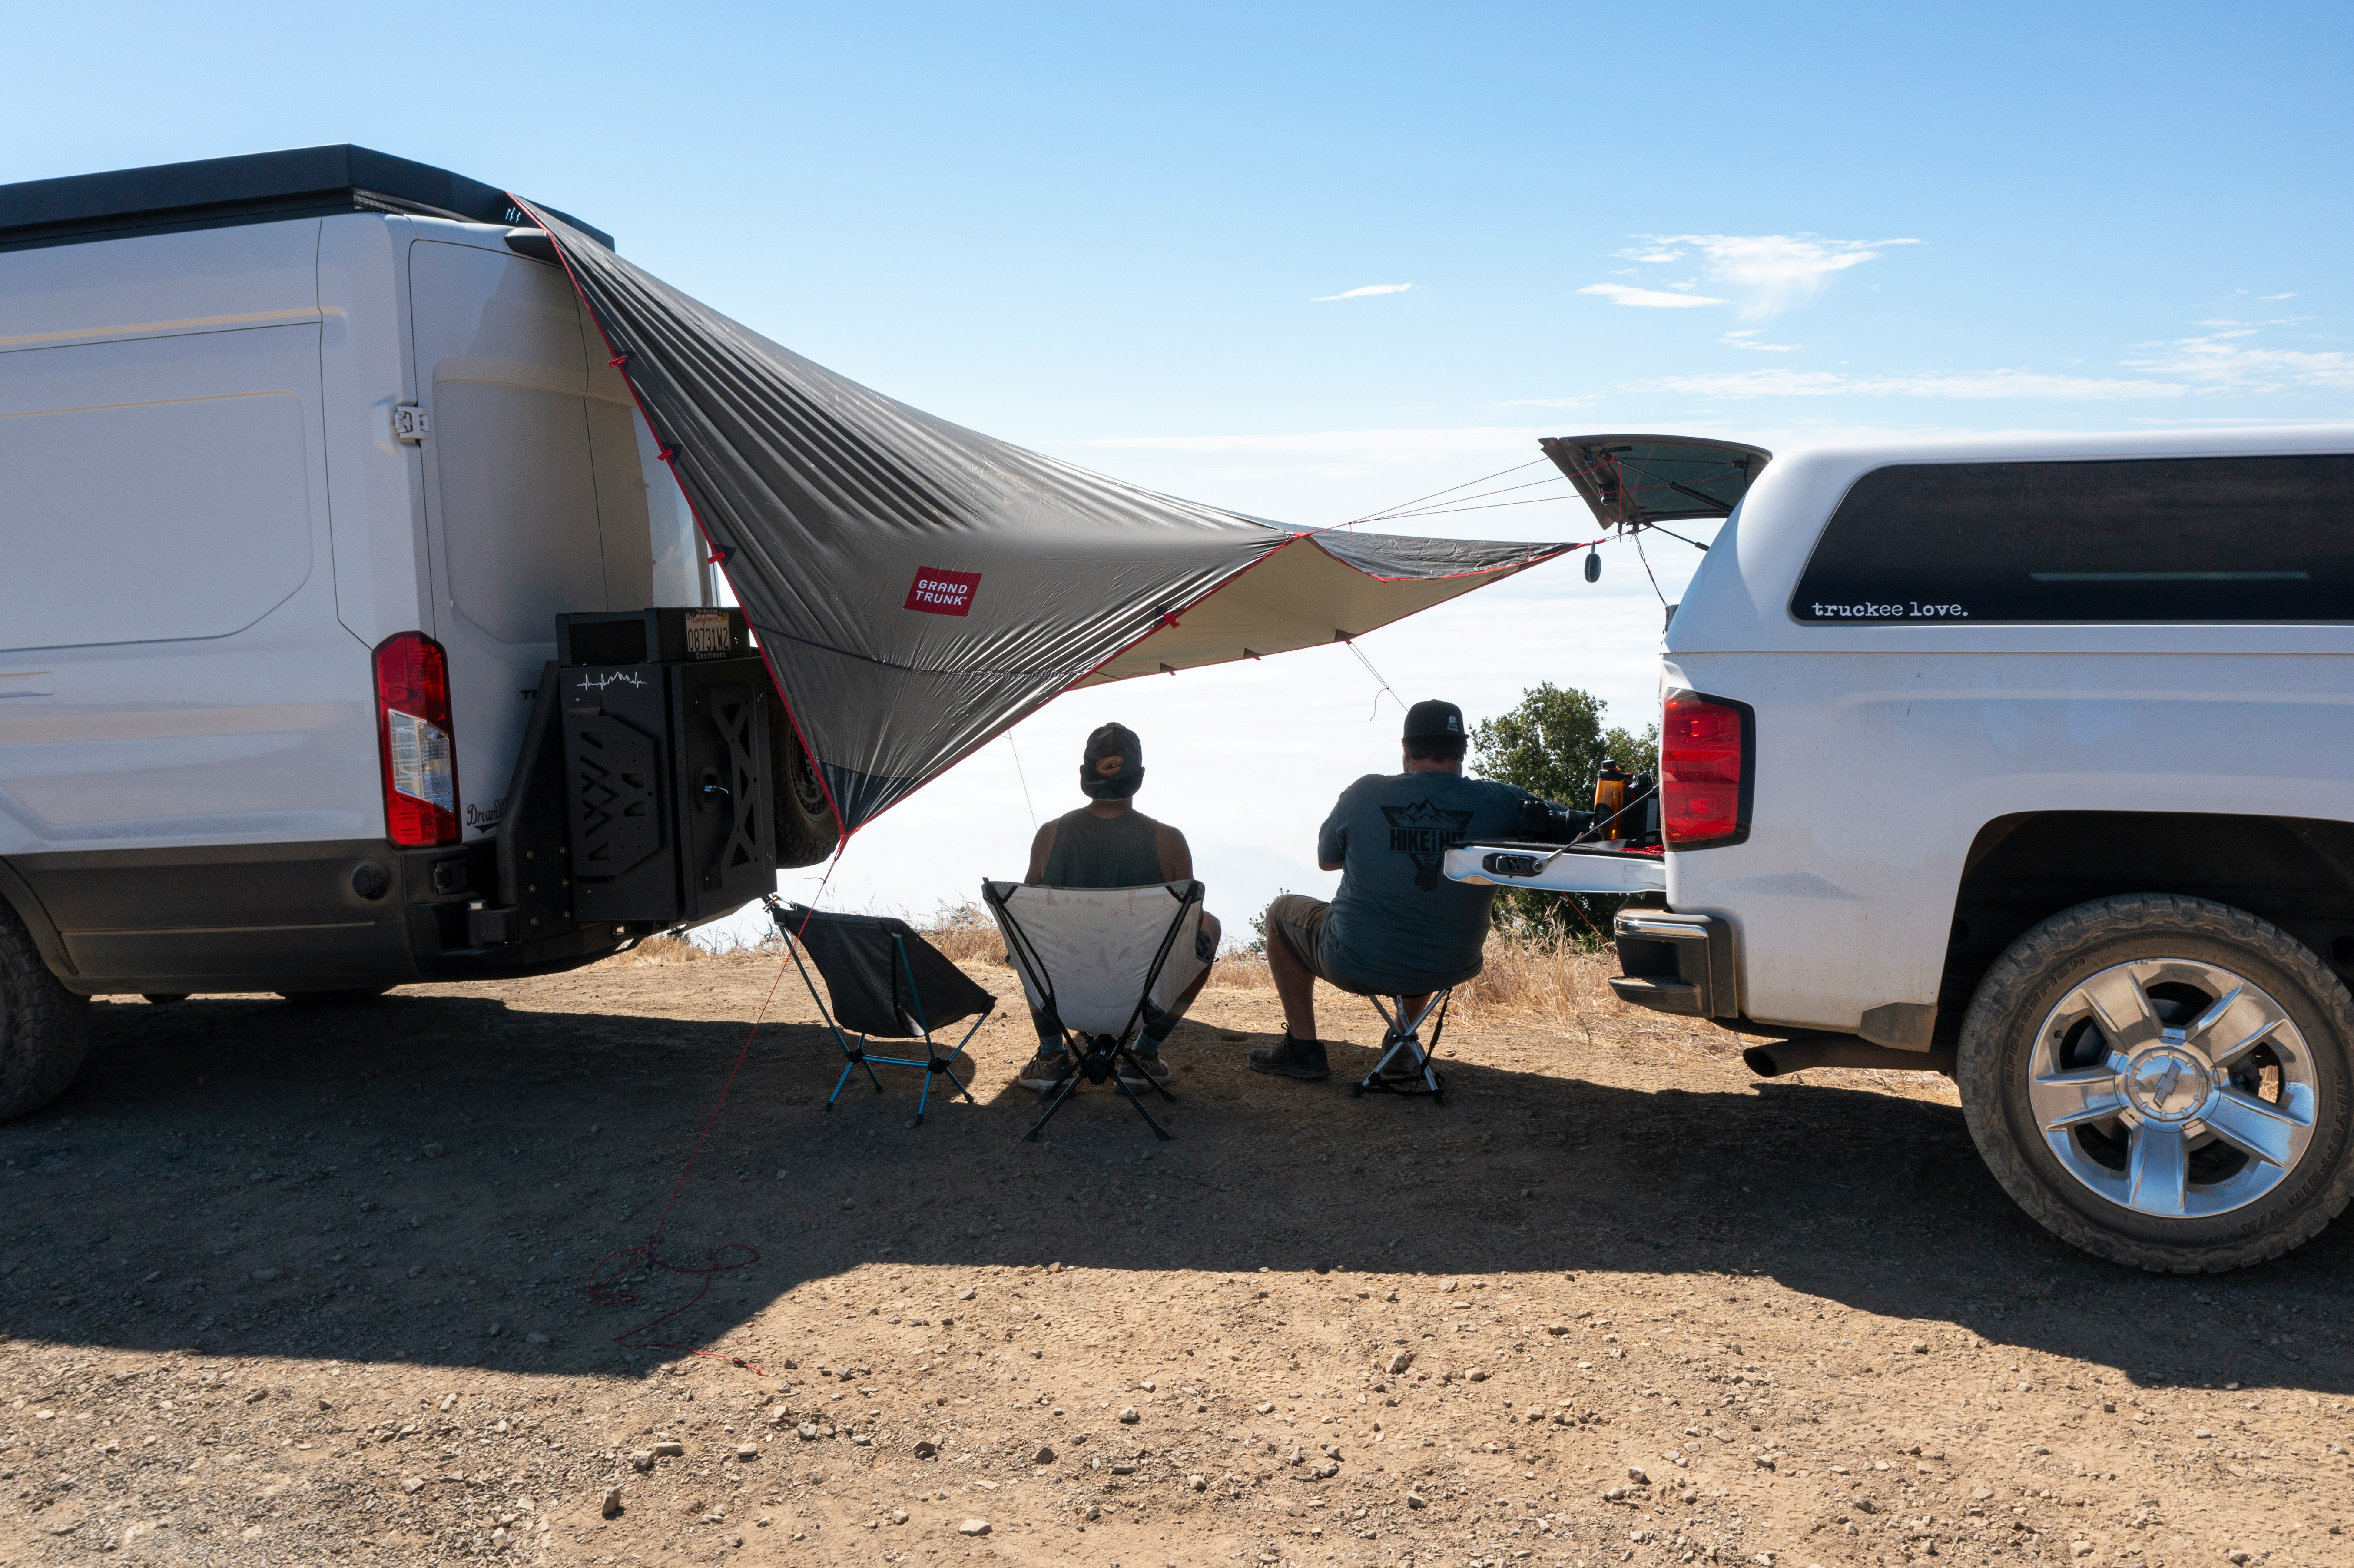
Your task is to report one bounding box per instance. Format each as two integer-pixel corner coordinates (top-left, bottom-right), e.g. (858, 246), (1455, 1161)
(981, 879), (1209, 1141)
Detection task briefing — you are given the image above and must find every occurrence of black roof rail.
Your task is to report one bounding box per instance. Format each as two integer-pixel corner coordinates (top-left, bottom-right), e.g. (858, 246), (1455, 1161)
(0, 144), (612, 255)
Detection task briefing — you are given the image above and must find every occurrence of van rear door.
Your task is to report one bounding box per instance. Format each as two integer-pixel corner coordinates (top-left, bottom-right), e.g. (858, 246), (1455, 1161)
(406, 232), (702, 839)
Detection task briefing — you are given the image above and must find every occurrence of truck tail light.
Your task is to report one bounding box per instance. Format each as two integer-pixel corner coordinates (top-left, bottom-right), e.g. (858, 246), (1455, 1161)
(1660, 688), (1753, 849)
(373, 632), (460, 847)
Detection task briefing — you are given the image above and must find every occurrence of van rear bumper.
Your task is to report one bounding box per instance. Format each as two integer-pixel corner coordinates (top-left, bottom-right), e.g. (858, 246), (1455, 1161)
(1610, 908), (1738, 1019)
(6, 837), (629, 995)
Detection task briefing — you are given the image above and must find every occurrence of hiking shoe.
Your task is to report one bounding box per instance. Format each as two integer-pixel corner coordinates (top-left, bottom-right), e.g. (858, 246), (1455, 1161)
(1017, 1053), (1071, 1091)
(1117, 1054), (1173, 1088)
(1247, 1034), (1329, 1080)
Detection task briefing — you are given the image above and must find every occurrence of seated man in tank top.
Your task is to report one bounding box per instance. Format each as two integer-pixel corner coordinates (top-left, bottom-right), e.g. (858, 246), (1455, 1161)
(1015, 722), (1221, 1091)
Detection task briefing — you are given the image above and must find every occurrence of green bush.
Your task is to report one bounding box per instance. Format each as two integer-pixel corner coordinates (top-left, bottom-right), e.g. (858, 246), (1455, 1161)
(1469, 683), (1658, 945)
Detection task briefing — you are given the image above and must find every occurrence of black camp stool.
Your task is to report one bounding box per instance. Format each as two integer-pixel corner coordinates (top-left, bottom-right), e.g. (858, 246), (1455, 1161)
(763, 898), (995, 1124)
(1346, 985), (1456, 1104)
(981, 879), (1204, 1144)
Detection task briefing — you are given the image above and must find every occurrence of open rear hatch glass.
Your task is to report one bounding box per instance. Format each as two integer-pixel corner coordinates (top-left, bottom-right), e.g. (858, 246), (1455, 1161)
(1541, 434), (1772, 530)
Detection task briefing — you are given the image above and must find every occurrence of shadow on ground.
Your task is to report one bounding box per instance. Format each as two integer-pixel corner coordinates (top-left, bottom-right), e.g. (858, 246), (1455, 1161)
(4, 986), (2347, 1394)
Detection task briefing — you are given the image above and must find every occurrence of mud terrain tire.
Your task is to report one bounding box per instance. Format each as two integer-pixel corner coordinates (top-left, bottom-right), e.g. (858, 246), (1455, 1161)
(0, 898), (92, 1122)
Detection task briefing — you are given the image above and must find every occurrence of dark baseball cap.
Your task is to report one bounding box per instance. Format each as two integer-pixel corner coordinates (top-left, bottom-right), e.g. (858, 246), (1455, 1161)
(1081, 722), (1144, 799)
(1402, 699), (1465, 740)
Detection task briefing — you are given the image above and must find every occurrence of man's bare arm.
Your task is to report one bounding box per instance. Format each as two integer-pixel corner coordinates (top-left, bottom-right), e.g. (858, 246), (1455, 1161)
(1156, 822), (1194, 883)
(1318, 858), (1343, 872)
(1024, 820), (1058, 885)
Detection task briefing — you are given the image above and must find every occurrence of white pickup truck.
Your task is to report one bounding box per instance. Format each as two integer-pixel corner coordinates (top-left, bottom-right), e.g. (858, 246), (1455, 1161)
(1476, 429), (2354, 1273)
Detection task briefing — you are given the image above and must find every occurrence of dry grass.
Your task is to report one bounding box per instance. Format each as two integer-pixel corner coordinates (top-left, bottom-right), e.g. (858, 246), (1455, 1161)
(625, 932), (710, 965)
(915, 900), (1010, 966)
(1203, 926), (1628, 1022)
(635, 908), (1635, 1030)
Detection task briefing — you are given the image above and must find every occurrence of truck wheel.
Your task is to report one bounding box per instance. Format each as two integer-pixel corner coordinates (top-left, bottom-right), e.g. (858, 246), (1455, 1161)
(1957, 893), (2354, 1272)
(0, 899), (93, 1122)
(771, 711), (840, 868)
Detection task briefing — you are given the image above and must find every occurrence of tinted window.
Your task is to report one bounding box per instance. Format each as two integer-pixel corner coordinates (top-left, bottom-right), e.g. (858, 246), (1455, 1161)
(1790, 454), (2354, 623)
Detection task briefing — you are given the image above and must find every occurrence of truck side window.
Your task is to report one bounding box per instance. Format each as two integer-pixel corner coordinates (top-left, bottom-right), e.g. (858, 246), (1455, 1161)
(1789, 454), (2354, 623)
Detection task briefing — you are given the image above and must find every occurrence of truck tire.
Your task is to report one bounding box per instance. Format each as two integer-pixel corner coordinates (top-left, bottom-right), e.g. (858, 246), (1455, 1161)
(0, 899), (93, 1122)
(770, 708), (840, 869)
(1957, 893), (2354, 1272)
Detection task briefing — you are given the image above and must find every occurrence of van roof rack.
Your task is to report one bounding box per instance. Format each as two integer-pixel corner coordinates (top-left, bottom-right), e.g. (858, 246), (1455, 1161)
(0, 143), (612, 255)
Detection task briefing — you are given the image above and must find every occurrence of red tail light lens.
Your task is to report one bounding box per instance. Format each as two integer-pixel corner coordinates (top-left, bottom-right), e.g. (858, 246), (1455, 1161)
(1661, 688), (1752, 848)
(373, 632), (460, 848)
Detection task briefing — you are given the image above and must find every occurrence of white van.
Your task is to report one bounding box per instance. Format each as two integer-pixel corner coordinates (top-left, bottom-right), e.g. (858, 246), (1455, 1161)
(1591, 428), (2354, 1271)
(0, 146), (835, 1120)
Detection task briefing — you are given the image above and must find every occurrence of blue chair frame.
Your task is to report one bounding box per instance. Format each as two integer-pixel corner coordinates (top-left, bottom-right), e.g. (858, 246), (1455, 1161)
(766, 897), (991, 1124)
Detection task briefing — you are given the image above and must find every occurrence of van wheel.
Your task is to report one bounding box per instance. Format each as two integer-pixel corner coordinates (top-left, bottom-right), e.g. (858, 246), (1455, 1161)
(1957, 893), (2354, 1272)
(771, 710), (840, 868)
(0, 900), (93, 1122)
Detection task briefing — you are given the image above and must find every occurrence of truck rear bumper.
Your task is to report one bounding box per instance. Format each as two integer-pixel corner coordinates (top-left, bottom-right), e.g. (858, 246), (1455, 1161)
(1610, 908), (1738, 1020)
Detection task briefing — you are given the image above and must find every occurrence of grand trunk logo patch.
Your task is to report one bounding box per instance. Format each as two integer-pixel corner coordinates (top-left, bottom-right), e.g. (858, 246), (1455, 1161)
(904, 567), (981, 616)
(1382, 798), (1476, 891)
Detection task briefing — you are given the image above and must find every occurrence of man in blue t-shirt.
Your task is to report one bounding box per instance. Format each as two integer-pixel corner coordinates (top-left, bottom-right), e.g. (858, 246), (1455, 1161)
(1250, 699), (1540, 1081)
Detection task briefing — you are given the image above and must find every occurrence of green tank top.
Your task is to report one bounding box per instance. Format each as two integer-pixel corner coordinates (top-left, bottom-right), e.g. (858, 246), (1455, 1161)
(1042, 807), (1166, 887)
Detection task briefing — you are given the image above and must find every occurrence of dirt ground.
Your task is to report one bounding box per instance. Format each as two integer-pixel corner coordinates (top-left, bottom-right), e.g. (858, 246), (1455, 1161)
(3, 938), (2352, 1568)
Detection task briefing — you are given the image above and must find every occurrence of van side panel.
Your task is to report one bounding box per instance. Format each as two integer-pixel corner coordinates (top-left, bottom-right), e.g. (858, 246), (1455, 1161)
(0, 223), (378, 856)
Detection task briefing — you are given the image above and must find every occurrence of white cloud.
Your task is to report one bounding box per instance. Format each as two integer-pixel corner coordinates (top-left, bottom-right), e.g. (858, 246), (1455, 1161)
(1617, 248), (1686, 264)
(1721, 329), (1796, 353)
(2125, 328), (2354, 390)
(2259, 292), (2299, 301)
(1630, 232), (1920, 318)
(1576, 282), (1728, 309)
(1644, 368), (2189, 400)
(1312, 283), (1414, 301)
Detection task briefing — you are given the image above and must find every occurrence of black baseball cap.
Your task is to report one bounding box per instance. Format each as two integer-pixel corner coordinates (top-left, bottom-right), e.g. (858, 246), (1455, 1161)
(1081, 722), (1144, 799)
(1402, 699), (1465, 740)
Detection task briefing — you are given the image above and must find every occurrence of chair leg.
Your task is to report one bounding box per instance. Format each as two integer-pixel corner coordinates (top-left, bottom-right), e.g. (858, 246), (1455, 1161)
(1021, 1061), (1086, 1142)
(826, 1055), (858, 1111)
(1108, 1068), (1174, 1141)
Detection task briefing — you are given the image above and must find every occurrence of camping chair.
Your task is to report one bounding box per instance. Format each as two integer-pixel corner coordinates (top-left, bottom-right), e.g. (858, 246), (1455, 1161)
(763, 898), (995, 1124)
(1345, 984), (1454, 1104)
(981, 879), (1209, 1142)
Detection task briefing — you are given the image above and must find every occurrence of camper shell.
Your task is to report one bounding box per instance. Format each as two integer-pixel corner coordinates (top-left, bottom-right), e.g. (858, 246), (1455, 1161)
(0, 146), (833, 1025)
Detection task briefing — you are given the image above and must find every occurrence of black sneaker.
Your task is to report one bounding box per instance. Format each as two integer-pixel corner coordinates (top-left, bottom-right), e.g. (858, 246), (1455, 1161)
(1247, 1034), (1329, 1080)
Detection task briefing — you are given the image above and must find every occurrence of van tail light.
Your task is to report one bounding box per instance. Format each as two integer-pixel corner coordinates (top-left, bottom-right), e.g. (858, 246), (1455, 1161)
(373, 632), (460, 847)
(1660, 688), (1754, 849)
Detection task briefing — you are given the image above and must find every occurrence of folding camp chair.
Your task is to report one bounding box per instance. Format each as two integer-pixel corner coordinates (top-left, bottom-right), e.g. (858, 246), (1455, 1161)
(763, 898), (995, 1124)
(981, 879), (1210, 1142)
(1346, 984), (1454, 1104)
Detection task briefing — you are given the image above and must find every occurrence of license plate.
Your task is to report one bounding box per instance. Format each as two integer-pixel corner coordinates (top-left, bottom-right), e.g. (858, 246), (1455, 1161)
(685, 610), (733, 659)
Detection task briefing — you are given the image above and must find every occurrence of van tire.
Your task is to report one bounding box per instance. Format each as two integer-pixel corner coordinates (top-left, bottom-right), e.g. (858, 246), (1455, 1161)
(1957, 892), (2354, 1273)
(0, 899), (93, 1122)
(771, 710), (840, 868)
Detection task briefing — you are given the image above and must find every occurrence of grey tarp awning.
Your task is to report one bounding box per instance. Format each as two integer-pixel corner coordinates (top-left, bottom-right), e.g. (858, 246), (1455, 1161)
(514, 197), (1568, 838)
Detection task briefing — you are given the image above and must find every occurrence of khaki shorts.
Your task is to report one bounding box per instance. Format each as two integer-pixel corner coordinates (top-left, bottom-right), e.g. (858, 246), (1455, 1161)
(1266, 894), (1353, 990)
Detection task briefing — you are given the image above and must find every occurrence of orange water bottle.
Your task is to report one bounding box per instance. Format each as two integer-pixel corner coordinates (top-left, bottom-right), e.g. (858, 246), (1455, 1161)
(1593, 759), (1628, 839)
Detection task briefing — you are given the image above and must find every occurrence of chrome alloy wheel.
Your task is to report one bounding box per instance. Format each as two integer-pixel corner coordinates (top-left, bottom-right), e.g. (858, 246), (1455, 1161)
(2028, 957), (2318, 1219)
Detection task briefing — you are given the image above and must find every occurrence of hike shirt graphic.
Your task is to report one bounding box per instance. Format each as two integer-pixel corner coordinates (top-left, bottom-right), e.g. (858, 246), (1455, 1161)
(1382, 799), (1476, 891)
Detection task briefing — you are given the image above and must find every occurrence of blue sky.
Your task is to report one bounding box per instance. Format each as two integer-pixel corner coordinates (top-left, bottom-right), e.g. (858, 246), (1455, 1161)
(11, 2), (2351, 934)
